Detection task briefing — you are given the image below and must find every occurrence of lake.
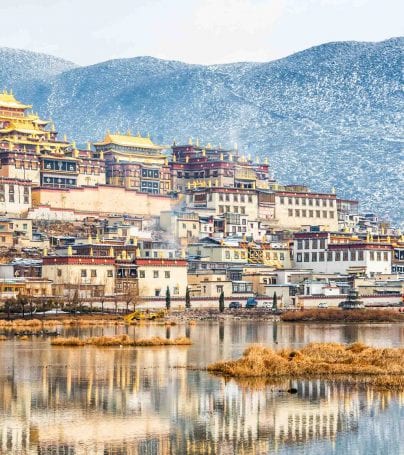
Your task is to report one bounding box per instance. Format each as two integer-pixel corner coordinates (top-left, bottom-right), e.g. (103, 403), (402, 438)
(0, 320), (403, 454)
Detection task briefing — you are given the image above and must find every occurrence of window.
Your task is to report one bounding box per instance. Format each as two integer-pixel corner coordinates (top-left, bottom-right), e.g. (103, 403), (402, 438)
(81, 269), (87, 277)
(295, 197), (300, 205)
(295, 209), (300, 217)
(225, 194), (230, 202)
(315, 199), (320, 207)
(302, 199), (307, 206)
(234, 251), (239, 259)
(225, 250), (230, 259)
(173, 286), (179, 295)
(319, 252), (325, 262)
(91, 269), (97, 277)
(323, 211), (328, 218)
(304, 252), (310, 262)
(329, 211), (334, 218)
(248, 196), (253, 203)
(296, 253), (302, 262)
(370, 251), (375, 261)
(320, 239), (326, 249)
(322, 200), (327, 207)
(57, 269), (62, 277)
(350, 250), (356, 261)
(219, 194), (224, 201)
(312, 252), (317, 262)
(329, 200), (334, 207)
(343, 251), (348, 261)
(304, 239), (310, 249)
(309, 210), (314, 217)
(335, 251), (341, 261)
(216, 285), (223, 293)
(383, 252), (388, 261)
(153, 270), (159, 278)
(288, 198), (293, 205)
(302, 210), (307, 217)
(376, 251), (381, 261)
(358, 250), (364, 261)
(139, 270), (145, 278)
(288, 209), (293, 216)
(165, 271), (170, 278)
(233, 194), (238, 202)
(155, 289), (161, 297)
(240, 207), (245, 215)
(309, 199), (313, 206)
(327, 251), (333, 261)
(316, 210), (321, 218)
(107, 270), (113, 277)
(280, 197), (284, 204)
(312, 239), (318, 249)
(297, 240), (303, 250)
(240, 195), (245, 203)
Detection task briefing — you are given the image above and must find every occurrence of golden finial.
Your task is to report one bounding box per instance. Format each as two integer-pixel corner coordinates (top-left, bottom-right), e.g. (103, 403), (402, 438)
(220, 152), (224, 161)
(185, 155), (189, 163)
(181, 249), (186, 259)
(331, 187), (336, 194)
(87, 141), (91, 151)
(172, 154), (176, 162)
(187, 182), (191, 190)
(234, 142), (238, 150)
(89, 247), (94, 257)
(196, 137), (199, 146)
(88, 234), (93, 244)
(147, 132), (150, 138)
(188, 137), (193, 145)
(247, 153), (251, 161)
(67, 245), (73, 256)
(43, 247), (48, 257)
(136, 247), (141, 258)
(264, 157), (269, 165)
(214, 178), (218, 187)
(255, 156), (260, 164)
(202, 149), (206, 157)
(137, 131), (141, 137)
(133, 237), (138, 247)
(208, 180), (212, 187)
(109, 247), (114, 257)
(127, 130), (131, 136)
(64, 134), (67, 142)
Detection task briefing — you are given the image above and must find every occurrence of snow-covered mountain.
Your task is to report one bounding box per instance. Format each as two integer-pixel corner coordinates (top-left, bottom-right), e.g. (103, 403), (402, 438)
(1, 38), (403, 224)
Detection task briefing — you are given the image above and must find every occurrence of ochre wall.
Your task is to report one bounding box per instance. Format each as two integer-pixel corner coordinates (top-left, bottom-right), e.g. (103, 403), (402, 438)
(32, 185), (174, 216)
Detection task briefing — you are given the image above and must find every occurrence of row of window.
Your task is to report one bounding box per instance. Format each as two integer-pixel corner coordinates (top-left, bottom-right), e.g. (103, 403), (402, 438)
(280, 196), (334, 207)
(288, 209), (334, 219)
(139, 270), (172, 279)
(178, 170), (220, 178)
(56, 269), (114, 278)
(0, 183), (30, 204)
(297, 239), (327, 250)
(219, 193), (253, 203)
(296, 250), (389, 262)
(219, 205), (246, 214)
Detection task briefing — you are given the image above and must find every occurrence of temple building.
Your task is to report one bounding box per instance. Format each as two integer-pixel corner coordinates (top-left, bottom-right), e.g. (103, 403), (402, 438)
(93, 132), (171, 194)
(0, 90), (105, 189)
(170, 140), (272, 192)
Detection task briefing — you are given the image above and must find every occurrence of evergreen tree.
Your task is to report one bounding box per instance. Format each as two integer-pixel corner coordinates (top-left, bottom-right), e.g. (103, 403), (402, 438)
(272, 292), (278, 310)
(165, 286), (171, 311)
(185, 286), (191, 309)
(219, 290), (225, 313)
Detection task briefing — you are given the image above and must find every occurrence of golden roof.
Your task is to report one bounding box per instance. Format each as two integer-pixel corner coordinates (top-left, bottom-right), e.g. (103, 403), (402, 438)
(0, 90), (31, 110)
(94, 132), (163, 150)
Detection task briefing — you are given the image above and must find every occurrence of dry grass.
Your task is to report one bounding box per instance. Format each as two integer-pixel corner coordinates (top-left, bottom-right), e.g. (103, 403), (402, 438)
(0, 335), (7, 341)
(0, 317), (125, 329)
(281, 308), (403, 322)
(51, 335), (192, 347)
(208, 342), (404, 389)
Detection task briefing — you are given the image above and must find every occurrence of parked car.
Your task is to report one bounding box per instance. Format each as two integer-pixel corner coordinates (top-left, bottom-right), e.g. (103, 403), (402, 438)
(229, 301), (242, 309)
(245, 297), (258, 309)
(318, 302), (328, 309)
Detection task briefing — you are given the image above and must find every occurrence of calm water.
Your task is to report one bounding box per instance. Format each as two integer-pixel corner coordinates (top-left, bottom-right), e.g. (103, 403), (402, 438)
(0, 321), (403, 455)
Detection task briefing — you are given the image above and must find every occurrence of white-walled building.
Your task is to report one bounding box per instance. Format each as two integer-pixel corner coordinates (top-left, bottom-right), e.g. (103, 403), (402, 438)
(293, 232), (392, 276)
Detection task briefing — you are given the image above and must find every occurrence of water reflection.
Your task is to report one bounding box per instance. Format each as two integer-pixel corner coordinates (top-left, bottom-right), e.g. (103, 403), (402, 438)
(0, 321), (403, 455)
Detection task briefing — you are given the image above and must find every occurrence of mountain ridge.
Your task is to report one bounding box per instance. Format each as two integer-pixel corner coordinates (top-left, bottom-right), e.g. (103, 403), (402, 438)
(0, 38), (402, 224)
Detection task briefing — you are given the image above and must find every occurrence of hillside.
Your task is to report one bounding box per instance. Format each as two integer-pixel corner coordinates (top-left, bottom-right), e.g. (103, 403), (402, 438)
(1, 39), (402, 224)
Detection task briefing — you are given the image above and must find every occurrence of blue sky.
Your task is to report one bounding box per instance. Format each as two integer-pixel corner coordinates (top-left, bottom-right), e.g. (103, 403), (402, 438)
(0, 0), (402, 65)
